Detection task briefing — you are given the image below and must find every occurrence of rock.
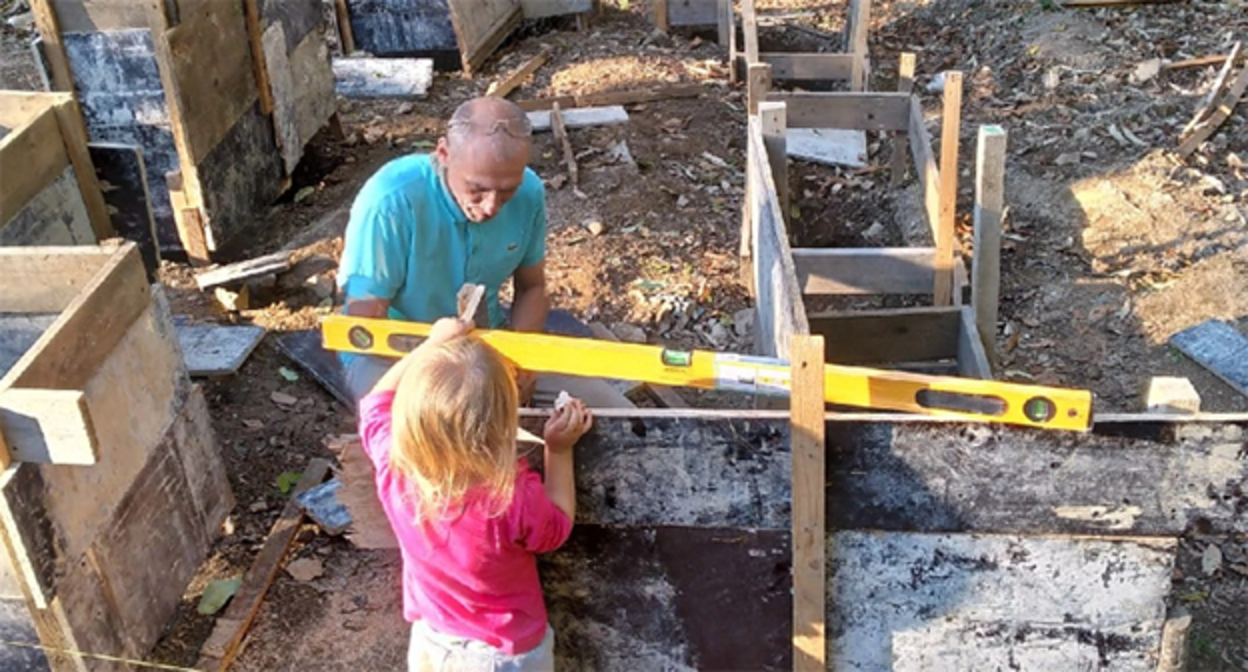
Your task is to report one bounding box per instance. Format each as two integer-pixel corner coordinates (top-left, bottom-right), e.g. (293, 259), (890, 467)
(1202, 544), (1223, 576)
(709, 322), (729, 347)
(395, 102), (415, 115)
(925, 71), (946, 93)
(642, 29), (675, 49)
(271, 391), (299, 406)
(6, 12), (33, 30)
(1042, 67), (1061, 90)
(862, 221), (887, 242)
(306, 275), (335, 299)
(676, 194), (690, 208)
(1054, 152), (1081, 166)
(733, 308), (754, 338)
(613, 323), (647, 343)
(585, 219), (606, 236)
(1130, 58), (1163, 84)
(214, 285), (249, 312)
(286, 557), (325, 582)
(607, 140), (636, 167)
(249, 500), (268, 513)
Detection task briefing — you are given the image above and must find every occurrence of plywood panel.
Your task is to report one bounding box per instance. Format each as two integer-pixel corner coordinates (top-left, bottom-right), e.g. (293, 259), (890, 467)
(0, 246), (114, 314)
(794, 247), (944, 295)
(346, 0), (458, 54)
(447, 0), (522, 73)
(88, 143), (161, 274)
(666, 0), (717, 25)
(521, 0), (590, 18)
(51, 0), (150, 31)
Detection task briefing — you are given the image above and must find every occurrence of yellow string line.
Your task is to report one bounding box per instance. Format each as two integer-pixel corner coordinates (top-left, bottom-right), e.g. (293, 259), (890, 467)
(0, 639), (204, 671)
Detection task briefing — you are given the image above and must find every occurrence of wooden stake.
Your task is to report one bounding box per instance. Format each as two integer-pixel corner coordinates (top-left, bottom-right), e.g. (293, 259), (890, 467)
(934, 71), (962, 306)
(890, 53), (917, 188)
(741, 0), (760, 64)
(1181, 42), (1241, 137)
(747, 62), (772, 116)
(334, 0), (356, 54)
(195, 458), (332, 672)
(551, 103), (580, 195)
(789, 334), (826, 672)
(51, 98), (115, 241)
(759, 102), (788, 228)
(717, 0), (733, 51)
(653, 0), (669, 32)
(29, 0), (73, 92)
(846, 0), (871, 91)
(487, 47), (552, 99)
(972, 125), (1006, 373)
(1164, 54), (1233, 71)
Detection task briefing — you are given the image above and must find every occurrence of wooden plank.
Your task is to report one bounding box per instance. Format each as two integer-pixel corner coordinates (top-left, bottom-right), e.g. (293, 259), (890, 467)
(161, 0), (260, 165)
(487, 47), (552, 98)
(332, 57), (434, 98)
(956, 306), (992, 379)
(196, 458), (332, 672)
(0, 246), (113, 313)
(755, 53), (855, 82)
(88, 143), (161, 276)
(244, 0), (276, 116)
(195, 251), (291, 290)
(51, 99), (114, 242)
(809, 306), (961, 365)
(1169, 320), (1248, 397)
(263, 22), (301, 175)
(169, 182), (211, 267)
(515, 83), (707, 111)
(934, 72), (963, 306)
(0, 105), (70, 228)
(908, 95), (941, 245)
(653, 0), (669, 31)
(50, 0), (150, 31)
(665, 0), (718, 25)
(1, 244), (150, 392)
(846, 0), (871, 90)
(1180, 42), (1240, 137)
(178, 325), (266, 377)
(334, 0), (356, 54)
(747, 63), (771, 116)
(0, 165), (95, 247)
(794, 247), (950, 295)
(789, 335), (826, 671)
(716, 0), (731, 48)
(765, 92), (911, 131)
(890, 53), (917, 187)
(1178, 60), (1248, 157)
(0, 389), (98, 465)
(528, 105), (628, 132)
(741, 0), (758, 63)
(447, 0), (523, 75)
(759, 102), (787, 230)
(29, 0), (74, 92)
(972, 125), (1006, 367)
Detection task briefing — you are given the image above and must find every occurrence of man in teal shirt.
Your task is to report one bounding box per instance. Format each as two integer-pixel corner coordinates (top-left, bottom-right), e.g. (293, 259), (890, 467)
(337, 96), (630, 408)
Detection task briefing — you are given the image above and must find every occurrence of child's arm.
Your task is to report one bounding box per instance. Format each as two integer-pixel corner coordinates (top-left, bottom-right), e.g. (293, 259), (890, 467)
(369, 317), (471, 395)
(541, 399), (594, 521)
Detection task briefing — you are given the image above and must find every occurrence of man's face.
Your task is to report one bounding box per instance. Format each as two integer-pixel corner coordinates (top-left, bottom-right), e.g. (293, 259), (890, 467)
(436, 138), (528, 223)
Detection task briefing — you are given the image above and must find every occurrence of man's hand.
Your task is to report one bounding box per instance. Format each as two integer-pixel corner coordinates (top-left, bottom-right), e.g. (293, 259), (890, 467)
(426, 317), (472, 347)
(543, 397), (593, 453)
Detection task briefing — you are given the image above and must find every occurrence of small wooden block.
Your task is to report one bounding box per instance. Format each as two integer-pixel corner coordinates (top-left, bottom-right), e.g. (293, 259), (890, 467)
(1170, 320), (1248, 398)
(1143, 376), (1202, 414)
(332, 58), (434, 99)
(527, 105), (629, 133)
(0, 388), (98, 465)
(457, 283), (487, 327)
(177, 325), (266, 377)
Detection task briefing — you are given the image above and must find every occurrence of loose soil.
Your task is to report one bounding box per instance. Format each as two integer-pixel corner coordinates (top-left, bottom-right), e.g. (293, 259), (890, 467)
(1, 0), (1246, 668)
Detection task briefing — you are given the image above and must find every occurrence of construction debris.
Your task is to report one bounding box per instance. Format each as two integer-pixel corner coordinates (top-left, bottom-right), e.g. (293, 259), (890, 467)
(516, 83), (707, 112)
(195, 251), (293, 290)
(487, 47), (553, 98)
(528, 105), (629, 133)
(332, 57), (434, 98)
(177, 325), (266, 377)
(1178, 43), (1247, 156)
(550, 104), (582, 196)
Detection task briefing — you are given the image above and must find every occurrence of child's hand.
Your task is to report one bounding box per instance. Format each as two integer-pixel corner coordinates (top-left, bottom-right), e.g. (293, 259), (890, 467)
(426, 316), (471, 346)
(543, 398), (593, 453)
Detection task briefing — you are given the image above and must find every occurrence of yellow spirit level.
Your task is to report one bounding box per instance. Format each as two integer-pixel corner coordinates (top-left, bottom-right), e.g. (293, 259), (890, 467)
(321, 314), (1093, 431)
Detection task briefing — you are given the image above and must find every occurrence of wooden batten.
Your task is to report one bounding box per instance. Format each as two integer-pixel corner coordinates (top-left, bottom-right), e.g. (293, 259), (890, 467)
(908, 95), (942, 244)
(890, 53), (917, 186)
(765, 92), (911, 131)
(934, 71), (963, 306)
(789, 335), (827, 671)
(756, 53), (856, 82)
(956, 305), (993, 379)
(972, 125), (1007, 368)
(793, 247), (973, 296)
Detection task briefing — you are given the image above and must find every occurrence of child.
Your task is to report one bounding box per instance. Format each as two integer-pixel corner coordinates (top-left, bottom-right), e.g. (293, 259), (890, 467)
(357, 317), (594, 671)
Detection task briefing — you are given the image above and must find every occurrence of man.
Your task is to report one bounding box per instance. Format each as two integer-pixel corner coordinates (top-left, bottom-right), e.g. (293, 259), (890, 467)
(336, 96), (629, 407)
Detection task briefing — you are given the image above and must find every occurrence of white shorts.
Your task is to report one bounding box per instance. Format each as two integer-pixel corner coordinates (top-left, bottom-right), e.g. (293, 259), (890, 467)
(407, 620), (556, 672)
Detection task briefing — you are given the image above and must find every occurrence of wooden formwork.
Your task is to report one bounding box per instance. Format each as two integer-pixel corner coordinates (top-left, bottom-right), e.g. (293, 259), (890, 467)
(30, 0), (337, 264)
(0, 92), (111, 249)
(0, 242), (234, 671)
(744, 55), (1005, 380)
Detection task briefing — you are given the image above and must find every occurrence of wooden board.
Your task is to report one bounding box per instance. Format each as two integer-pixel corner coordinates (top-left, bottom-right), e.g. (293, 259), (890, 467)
(88, 143), (161, 275)
(1170, 320), (1248, 397)
(49, 0), (150, 31)
(0, 389), (98, 465)
(288, 29), (337, 155)
(786, 127), (867, 168)
(487, 46), (552, 97)
(0, 314), (57, 381)
(192, 102), (286, 252)
(794, 247), (955, 296)
(789, 336), (826, 670)
(0, 246), (116, 314)
(809, 306), (962, 365)
(344, 0), (459, 55)
(177, 325), (266, 377)
(333, 57), (434, 98)
(909, 95), (942, 244)
(765, 92), (911, 131)
(0, 105), (70, 228)
(0, 165), (95, 247)
(527, 105), (629, 132)
(972, 125), (1006, 365)
(263, 22), (302, 175)
(259, 0), (325, 53)
(755, 53), (856, 82)
(934, 72), (963, 306)
(666, 0), (718, 25)
(955, 305), (992, 379)
(159, 0), (260, 165)
(1178, 60), (1248, 157)
(195, 251), (292, 290)
(521, 0), (591, 19)
(515, 83), (707, 111)
(447, 0), (523, 74)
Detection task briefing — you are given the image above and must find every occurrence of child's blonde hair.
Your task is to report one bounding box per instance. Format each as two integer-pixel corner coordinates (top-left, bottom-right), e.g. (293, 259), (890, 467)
(390, 336), (519, 521)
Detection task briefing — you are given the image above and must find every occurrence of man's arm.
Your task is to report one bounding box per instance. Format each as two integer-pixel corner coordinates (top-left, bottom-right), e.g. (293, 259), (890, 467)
(344, 296), (390, 319)
(509, 261), (549, 333)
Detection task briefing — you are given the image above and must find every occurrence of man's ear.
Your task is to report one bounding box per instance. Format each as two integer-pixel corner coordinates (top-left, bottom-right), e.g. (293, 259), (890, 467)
(435, 137), (450, 163)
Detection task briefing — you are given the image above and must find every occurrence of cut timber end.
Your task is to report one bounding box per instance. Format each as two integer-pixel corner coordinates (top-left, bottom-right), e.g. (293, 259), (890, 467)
(194, 251), (292, 290)
(1143, 376), (1201, 415)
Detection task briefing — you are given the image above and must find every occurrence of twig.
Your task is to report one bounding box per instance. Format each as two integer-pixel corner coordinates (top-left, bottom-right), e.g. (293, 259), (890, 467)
(1164, 54), (1232, 71)
(486, 46), (552, 99)
(551, 103), (583, 198)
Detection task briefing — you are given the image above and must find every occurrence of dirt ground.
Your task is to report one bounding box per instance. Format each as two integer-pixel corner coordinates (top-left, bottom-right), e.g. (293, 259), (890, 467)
(3, 0), (1248, 668)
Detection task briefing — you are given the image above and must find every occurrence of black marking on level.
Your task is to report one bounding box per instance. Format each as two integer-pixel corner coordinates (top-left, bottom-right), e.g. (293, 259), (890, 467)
(386, 333), (423, 353)
(915, 389), (1008, 417)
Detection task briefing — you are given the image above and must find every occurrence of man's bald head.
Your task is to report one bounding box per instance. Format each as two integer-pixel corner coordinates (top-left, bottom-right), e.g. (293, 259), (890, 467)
(435, 97), (533, 222)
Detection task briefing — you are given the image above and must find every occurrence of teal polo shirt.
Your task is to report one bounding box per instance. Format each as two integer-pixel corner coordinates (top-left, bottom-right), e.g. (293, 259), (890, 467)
(337, 153), (547, 343)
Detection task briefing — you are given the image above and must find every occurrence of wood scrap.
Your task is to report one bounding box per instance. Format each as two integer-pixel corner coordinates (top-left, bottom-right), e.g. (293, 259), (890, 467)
(487, 46), (552, 98)
(1163, 54), (1233, 71)
(527, 105), (629, 132)
(1181, 42), (1241, 137)
(550, 103), (581, 196)
(332, 57), (434, 98)
(457, 283), (488, 327)
(195, 251), (292, 290)
(1178, 55), (1248, 157)
(516, 83), (707, 111)
(195, 458), (332, 672)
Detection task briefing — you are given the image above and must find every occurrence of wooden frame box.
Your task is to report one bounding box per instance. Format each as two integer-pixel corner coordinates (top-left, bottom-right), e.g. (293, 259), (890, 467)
(0, 243), (233, 671)
(0, 91), (111, 248)
(31, 0), (336, 263)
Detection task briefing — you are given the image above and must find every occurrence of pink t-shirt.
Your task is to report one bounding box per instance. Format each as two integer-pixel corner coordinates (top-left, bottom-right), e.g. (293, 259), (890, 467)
(357, 390), (572, 655)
